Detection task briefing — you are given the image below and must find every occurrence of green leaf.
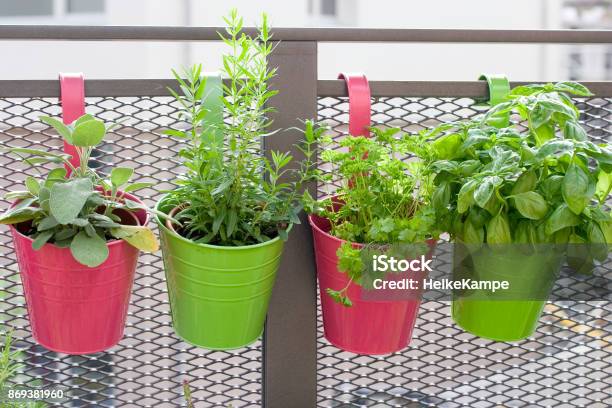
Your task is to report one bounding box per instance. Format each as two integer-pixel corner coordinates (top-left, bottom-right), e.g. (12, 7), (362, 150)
(38, 216), (59, 231)
(597, 220), (612, 244)
(567, 233), (594, 275)
(111, 226), (159, 252)
(326, 288), (352, 307)
(32, 230), (54, 250)
(123, 182), (155, 193)
(545, 204), (581, 235)
(563, 120), (587, 141)
(457, 180), (476, 214)
(512, 191), (549, 220)
(432, 182), (451, 211)
(49, 178), (94, 224)
(5, 191), (33, 201)
(71, 119), (106, 147)
(432, 133), (462, 160)
(463, 220), (484, 244)
(533, 123), (555, 145)
(110, 167), (134, 188)
(474, 176), (501, 208)
(45, 168), (67, 188)
(538, 99), (578, 120)
(70, 230), (109, 267)
(511, 170), (537, 195)
(40, 116), (73, 144)
(554, 82), (593, 97)
(541, 175), (564, 201)
(562, 163), (591, 215)
(486, 213), (512, 244)
(536, 139), (574, 160)
(586, 221), (608, 262)
(71, 218), (90, 227)
(226, 209), (238, 237)
(25, 176), (40, 195)
(0, 206), (41, 225)
(337, 242), (363, 281)
(75, 114), (96, 126)
(595, 170), (612, 203)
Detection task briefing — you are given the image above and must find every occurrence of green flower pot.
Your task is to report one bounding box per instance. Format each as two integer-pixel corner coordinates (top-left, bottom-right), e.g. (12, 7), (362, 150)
(452, 245), (562, 342)
(156, 195), (286, 349)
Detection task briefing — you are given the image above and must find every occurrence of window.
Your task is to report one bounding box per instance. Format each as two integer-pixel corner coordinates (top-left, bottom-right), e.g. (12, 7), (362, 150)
(0, 0), (53, 17)
(67, 0), (104, 13)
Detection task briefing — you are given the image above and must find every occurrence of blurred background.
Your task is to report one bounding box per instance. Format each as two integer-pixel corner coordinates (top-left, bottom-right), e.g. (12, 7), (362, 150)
(0, 0), (610, 81)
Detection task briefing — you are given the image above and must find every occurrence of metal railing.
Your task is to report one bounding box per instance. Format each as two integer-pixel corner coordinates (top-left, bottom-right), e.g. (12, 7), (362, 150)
(0, 27), (610, 408)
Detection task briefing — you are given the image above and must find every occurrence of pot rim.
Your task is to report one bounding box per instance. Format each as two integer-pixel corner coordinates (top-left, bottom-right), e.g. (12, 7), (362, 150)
(155, 194), (292, 251)
(8, 189), (149, 249)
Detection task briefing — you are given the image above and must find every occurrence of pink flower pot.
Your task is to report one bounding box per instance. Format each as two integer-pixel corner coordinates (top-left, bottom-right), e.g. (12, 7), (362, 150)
(309, 213), (429, 355)
(8, 192), (148, 354)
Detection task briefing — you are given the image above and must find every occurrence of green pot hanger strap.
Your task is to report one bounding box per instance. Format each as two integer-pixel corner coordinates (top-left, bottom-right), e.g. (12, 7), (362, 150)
(200, 74), (223, 146)
(479, 73), (510, 128)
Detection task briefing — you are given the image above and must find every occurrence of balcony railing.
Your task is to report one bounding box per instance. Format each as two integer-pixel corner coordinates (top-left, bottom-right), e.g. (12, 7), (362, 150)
(0, 27), (610, 408)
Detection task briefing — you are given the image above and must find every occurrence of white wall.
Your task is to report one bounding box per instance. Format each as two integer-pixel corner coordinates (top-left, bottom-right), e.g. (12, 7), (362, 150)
(0, 0), (582, 82)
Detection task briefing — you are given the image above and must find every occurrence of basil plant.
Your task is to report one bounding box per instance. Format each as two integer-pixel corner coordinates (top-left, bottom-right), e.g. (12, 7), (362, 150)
(427, 82), (611, 273)
(0, 114), (159, 267)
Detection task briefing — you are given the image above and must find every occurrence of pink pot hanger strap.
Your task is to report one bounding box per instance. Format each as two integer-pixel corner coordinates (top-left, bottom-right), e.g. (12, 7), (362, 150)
(338, 73), (371, 137)
(59, 73), (85, 173)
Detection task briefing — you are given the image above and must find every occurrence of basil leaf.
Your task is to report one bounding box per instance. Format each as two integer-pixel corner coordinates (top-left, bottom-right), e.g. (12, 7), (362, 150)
(486, 213), (512, 244)
(512, 191), (549, 220)
(562, 163), (591, 215)
(545, 204), (581, 235)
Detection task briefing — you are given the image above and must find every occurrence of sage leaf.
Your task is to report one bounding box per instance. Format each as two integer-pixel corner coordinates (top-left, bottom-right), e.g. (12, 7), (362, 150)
(32, 230), (54, 250)
(111, 226), (159, 252)
(50, 178), (94, 224)
(40, 116), (73, 144)
(110, 167), (134, 188)
(123, 182), (155, 193)
(70, 230), (109, 267)
(25, 176), (40, 195)
(0, 207), (41, 225)
(44, 168), (67, 188)
(71, 119), (106, 147)
(38, 216), (59, 231)
(512, 191), (549, 220)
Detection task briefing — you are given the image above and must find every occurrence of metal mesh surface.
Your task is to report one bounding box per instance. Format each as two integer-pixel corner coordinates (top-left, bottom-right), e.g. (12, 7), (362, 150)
(0, 97), (262, 408)
(0, 93), (610, 408)
(316, 96), (612, 408)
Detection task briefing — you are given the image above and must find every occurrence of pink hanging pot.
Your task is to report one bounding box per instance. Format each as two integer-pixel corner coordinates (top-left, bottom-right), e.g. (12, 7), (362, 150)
(310, 74), (429, 355)
(9, 190), (148, 354)
(5, 74), (148, 354)
(311, 212), (430, 355)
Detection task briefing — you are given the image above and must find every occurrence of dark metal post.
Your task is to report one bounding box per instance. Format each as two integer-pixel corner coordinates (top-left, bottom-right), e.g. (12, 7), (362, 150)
(263, 41), (318, 408)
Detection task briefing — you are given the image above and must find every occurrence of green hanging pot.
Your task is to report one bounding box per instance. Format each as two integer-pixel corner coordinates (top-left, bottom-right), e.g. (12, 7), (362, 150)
(156, 195), (287, 350)
(452, 245), (563, 342)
